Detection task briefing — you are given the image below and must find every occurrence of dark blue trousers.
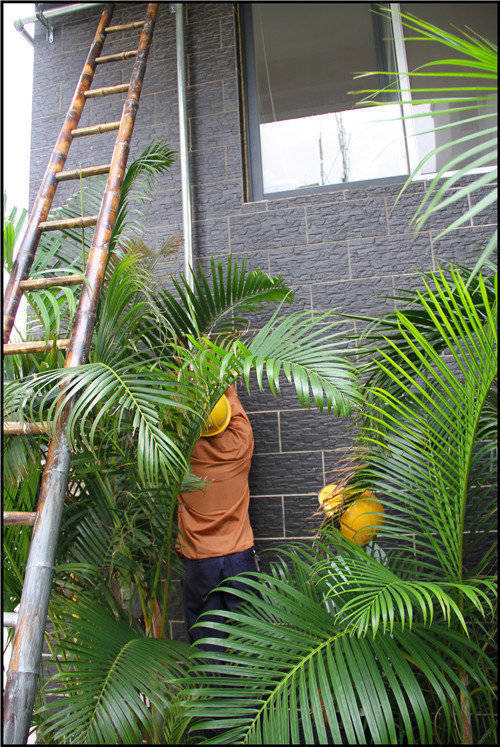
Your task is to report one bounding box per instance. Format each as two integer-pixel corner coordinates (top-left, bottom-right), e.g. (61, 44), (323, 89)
(181, 546), (258, 651)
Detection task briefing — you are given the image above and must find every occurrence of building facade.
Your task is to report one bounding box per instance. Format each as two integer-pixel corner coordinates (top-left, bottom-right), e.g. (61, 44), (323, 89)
(29, 2), (496, 638)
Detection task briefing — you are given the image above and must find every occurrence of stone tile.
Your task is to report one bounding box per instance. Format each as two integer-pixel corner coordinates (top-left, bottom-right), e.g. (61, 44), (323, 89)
(264, 191), (346, 210)
(284, 494), (322, 538)
(32, 83), (60, 119)
(249, 496), (284, 538)
(33, 50), (83, 91)
(142, 58), (178, 96)
(387, 192), (471, 233)
(192, 178), (245, 219)
(194, 249), (269, 280)
(222, 77), (239, 111)
(470, 185), (498, 226)
(391, 273), (430, 308)
(185, 15), (222, 54)
(187, 80), (224, 117)
(225, 144), (243, 180)
(187, 3), (234, 24)
(190, 110), (240, 150)
(220, 14), (236, 47)
(349, 233), (433, 278)
(188, 46), (237, 86)
(253, 539), (315, 572)
(229, 207), (307, 252)
(191, 147), (227, 185)
(248, 412), (280, 454)
(344, 179), (423, 200)
(31, 113), (64, 152)
(269, 241), (349, 285)
(249, 452), (324, 495)
(34, 22), (63, 55)
(311, 276), (395, 319)
(170, 621), (190, 643)
(61, 12), (102, 51)
(306, 199), (388, 242)
(323, 450), (353, 485)
(145, 187), (183, 225)
(193, 216), (230, 256)
(154, 92), (179, 127)
(149, 224), (183, 265)
(431, 226), (496, 270)
(88, 94), (127, 126)
(64, 129), (117, 171)
(280, 411), (354, 452)
(90, 63), (123, 93)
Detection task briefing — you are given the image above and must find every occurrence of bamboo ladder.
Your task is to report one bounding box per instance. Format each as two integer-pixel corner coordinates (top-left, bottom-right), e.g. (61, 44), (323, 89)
(3, 3), (159, 742)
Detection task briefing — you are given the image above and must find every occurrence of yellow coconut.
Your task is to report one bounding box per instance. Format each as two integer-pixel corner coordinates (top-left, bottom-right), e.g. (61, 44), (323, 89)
(200, 394), (231, 437)
(318, 483), (345, 519)
(340, 493), (384, 546)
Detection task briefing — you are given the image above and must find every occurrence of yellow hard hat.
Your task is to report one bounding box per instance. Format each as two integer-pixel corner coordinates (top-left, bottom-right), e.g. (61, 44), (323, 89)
(200, 394), (232, 437)
(318, 483), (344, 519)
(340, 493), (384, 547)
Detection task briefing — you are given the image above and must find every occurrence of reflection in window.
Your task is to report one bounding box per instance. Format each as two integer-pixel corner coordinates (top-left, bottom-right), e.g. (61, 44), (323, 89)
(243, 2), (497, 198)
(260, 105), (408, 194)
(251, 3), (408, 194)
(403, 3), (497, 175)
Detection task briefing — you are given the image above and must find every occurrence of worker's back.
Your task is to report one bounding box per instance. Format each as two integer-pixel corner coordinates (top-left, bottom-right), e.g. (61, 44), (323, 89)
(177, 385), (254, 559)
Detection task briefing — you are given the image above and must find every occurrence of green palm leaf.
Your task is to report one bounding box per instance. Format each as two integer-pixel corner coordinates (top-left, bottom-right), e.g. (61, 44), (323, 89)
(149, 254), (293, 345)
(313, 529), (495, 638)
(37, 596), (191, 744)
(355, 8), (497, 277)
(346, 268), (497, 582)
(184, 554), (491, 744)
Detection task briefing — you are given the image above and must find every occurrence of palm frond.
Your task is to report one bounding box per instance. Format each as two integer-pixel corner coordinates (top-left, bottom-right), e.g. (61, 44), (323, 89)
(111, 138), (176, 252)
(312, 528), (495, 638)
(185, 553), (491, 744)
(336, 267), (497, 584)
(355, 7), (497, 275)
(149, 254), (293, 345)
(37, 596), (191, 744)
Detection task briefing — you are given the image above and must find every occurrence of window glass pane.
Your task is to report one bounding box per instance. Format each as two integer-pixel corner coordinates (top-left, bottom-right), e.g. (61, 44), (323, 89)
(402, 3), (497, 174)
(250, 3), (409, 194)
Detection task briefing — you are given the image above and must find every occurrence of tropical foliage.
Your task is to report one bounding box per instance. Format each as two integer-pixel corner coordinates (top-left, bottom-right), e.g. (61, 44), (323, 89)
(357, 7), (497, 278)
(3, 142), (358, 742)
(3, 8), (497, 745)
(180, 11), (497, 745)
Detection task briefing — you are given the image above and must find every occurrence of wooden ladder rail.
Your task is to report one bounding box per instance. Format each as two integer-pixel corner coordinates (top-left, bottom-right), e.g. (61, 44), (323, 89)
(2, 3), (113, 345)
(2, 4), (159, 743)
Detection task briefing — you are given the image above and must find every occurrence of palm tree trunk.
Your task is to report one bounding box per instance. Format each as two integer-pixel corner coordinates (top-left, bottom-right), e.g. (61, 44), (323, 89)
(459, 668), (473, 744)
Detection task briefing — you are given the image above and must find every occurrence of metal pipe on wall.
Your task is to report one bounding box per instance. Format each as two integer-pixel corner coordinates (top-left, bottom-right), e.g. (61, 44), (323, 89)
(14, 3), (105, 45)
(173, 3), (194, 291)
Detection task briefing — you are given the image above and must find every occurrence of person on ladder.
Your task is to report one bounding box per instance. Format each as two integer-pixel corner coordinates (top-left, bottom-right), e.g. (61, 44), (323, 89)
(176, 384), (257, 651)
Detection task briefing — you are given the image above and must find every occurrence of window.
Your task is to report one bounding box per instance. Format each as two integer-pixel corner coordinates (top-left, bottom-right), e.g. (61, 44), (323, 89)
(239, 2), (497, 200)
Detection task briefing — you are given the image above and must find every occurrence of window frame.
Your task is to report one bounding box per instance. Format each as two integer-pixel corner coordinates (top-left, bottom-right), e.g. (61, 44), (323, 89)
(238, 2), (496, 202)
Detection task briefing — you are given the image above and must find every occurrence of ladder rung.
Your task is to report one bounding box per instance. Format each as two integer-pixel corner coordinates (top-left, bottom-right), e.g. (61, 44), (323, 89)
(85, 83), (129, 98)
(3, 613), (18, 628)
(4, 422), (49, 436)
(96, 49), (138, 64)
(39, 215), (99, 231)
(56, 164), (111, 182)
(71, 121), (121, 138)
(3, 512), (37, 526)
(19, 274), (84, 292)
(105, 20), (144, 32)
(4, 339), (70, 355)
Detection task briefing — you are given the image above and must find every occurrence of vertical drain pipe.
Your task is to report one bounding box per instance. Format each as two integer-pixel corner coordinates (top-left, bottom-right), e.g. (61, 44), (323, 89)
(173, 3), (194, 292)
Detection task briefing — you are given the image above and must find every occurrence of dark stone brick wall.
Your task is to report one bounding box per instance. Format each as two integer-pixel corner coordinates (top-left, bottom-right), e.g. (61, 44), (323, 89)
(29, 2), (496, 638)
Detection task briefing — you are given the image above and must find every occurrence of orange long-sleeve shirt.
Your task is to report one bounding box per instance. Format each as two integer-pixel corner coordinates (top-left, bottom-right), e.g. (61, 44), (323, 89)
(176, 386), (254, 559)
